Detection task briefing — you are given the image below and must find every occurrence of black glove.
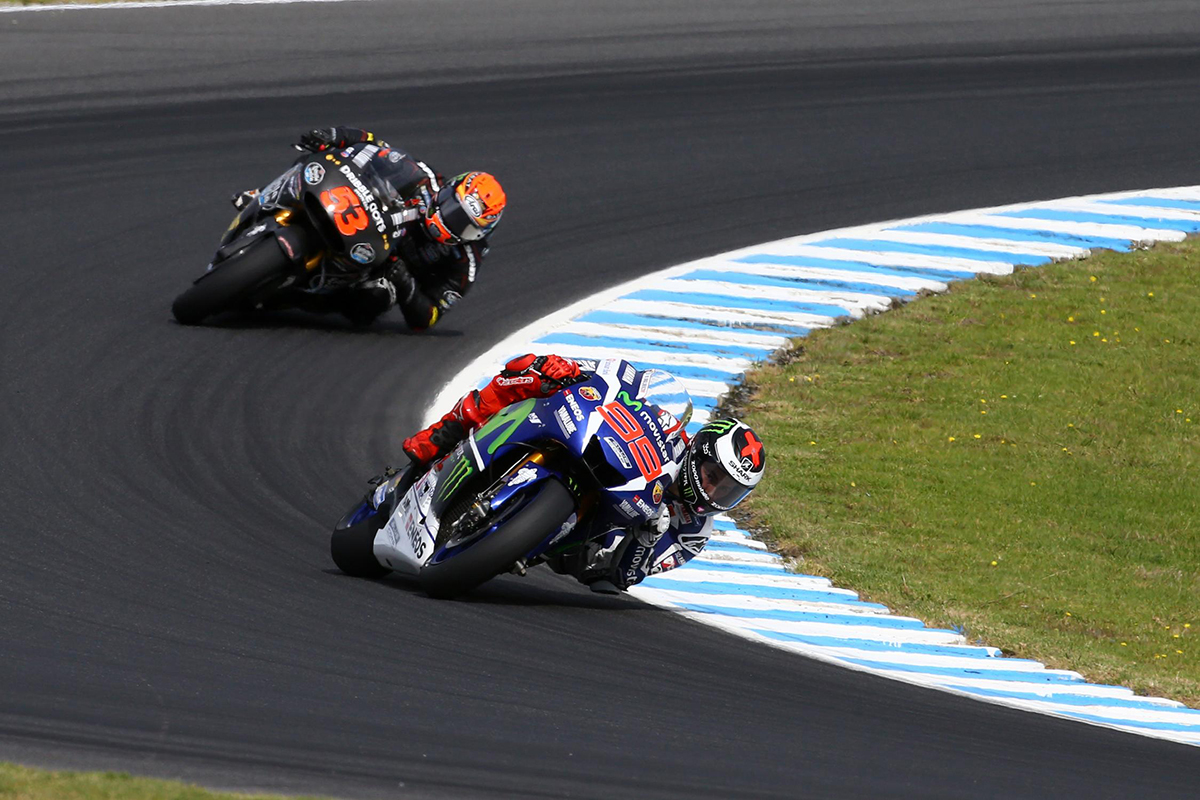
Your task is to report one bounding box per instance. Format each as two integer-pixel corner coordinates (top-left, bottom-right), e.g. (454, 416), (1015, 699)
(298, 127), (339, 152)
(387, 260), (418, 303)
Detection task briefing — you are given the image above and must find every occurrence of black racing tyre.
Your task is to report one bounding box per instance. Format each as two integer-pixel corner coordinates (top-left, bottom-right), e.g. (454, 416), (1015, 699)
(330, 496), (391, 579)
(419, 480), (576, 599)
(172, 237), (289, 325)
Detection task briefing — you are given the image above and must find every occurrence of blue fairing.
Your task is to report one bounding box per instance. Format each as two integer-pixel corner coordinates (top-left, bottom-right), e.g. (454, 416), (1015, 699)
(429, 359), (690, 565)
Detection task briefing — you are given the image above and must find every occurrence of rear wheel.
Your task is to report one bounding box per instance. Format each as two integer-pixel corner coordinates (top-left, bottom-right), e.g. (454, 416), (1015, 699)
(330, 496), (391, 579)
(419, 480), (576, 599)
(172, 237), (289, 325)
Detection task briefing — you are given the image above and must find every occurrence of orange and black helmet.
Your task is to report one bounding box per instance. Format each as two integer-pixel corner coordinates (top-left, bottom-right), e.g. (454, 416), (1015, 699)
(423, 172), (506, 245)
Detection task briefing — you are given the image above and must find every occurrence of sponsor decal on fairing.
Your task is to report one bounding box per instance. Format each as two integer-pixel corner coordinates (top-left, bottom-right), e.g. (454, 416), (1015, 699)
(564, 391), (585, 422)
(555, 407), (577, 436)
(507, 466), (539, 487)
(350, 243), (375, 264)
(603, 436), (633, 469)
(304, 163), (326, 185)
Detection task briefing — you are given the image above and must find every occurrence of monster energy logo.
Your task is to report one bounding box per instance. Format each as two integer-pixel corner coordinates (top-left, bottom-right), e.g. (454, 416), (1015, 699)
(700, 419), (737, 435)
(618, 390), (642, 411)
(473, 398), (537, 455)
(437, 457), (474, 502)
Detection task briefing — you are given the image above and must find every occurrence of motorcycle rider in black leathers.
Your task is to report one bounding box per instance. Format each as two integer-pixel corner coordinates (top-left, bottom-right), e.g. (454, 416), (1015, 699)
(237, 126), (506, 328)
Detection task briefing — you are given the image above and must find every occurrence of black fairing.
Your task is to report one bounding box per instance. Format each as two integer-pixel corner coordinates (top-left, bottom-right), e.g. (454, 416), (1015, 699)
(296, 148), (392, 270)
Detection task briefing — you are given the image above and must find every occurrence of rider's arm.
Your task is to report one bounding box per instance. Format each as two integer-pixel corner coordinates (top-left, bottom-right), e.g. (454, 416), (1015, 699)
(402, 355), (583, 464)
(299, 127), (391, 151)
(611, 509), (715, 589)
(389, 241), (486, 331)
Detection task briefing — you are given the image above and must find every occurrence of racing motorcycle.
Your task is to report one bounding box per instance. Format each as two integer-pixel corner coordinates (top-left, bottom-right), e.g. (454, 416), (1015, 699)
(172, 143), (414, 325)
(330, 359), (690, 598)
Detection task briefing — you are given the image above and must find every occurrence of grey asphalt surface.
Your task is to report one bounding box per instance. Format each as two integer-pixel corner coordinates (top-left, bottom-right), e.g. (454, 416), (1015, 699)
(3, 1), (1200, 798)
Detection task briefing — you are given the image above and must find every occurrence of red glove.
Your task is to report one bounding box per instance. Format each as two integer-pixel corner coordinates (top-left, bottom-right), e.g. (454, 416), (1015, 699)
(538, 355), (581, 382)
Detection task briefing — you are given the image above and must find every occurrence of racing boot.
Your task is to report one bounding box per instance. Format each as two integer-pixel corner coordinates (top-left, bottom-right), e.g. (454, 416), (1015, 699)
(403, 417), (467, 466)
(339, 278), (395, 327)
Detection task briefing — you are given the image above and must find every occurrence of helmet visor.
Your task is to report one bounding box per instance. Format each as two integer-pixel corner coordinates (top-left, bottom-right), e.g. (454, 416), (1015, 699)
(699, 460), (753, 511)
(431, 185), (489, 242)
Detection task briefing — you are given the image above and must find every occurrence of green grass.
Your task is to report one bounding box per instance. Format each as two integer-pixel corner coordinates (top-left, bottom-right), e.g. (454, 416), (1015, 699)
(0, 763), (325, 800)
(738, 238), (1200, 705)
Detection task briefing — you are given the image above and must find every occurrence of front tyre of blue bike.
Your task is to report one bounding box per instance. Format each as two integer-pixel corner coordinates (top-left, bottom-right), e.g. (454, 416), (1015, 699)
(418, 479), (575, 599)
(330, 495), (392, 579)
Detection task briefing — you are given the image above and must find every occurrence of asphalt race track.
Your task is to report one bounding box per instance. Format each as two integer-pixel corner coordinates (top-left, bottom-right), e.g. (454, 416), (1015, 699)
(3, 2), (1200, 797)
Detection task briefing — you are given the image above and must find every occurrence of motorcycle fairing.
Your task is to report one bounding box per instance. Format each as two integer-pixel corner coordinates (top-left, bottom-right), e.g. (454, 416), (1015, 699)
(371, 359), (691, 578)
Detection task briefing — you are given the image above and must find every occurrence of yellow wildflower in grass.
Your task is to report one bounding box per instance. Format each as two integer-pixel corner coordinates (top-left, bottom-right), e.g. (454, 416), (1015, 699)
(1068, 316), (1074, 322)
(948, 436), (956, 442)
(974, 434), (981, 439)
(1121, 642), (1128, 646)
(1070, 341), (1076, 345)
(1102, 338), (1108, 343)
(1101, 309), (1106, 315)
(1093, 331), (1100, 337)
(1030, 481), (1037, 486)
(990, 560), (998, 566)
(1090, 275), (1097, 282)
(1000, 395), (1008, 399)
(789, 377), (795, 382)
(1148, 292), (1154, 297)
(981, 410), (987, 415)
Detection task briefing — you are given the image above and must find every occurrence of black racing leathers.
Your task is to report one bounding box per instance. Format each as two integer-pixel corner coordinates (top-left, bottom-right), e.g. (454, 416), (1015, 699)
(305, 126), (486, 330)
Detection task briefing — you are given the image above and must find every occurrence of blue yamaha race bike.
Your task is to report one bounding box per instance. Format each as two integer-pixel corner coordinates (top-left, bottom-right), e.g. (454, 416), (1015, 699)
(330, 359), (690, 598)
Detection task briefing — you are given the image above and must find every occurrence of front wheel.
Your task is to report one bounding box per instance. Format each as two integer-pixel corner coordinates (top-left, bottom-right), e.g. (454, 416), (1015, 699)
(172, 237), (289, 325)
(330, 495), (391, 579)
(419, 480), (576, 599)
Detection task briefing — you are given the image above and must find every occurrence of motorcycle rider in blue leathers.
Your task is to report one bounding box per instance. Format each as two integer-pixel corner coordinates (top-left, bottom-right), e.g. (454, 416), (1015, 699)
(400, 354), (767, 593)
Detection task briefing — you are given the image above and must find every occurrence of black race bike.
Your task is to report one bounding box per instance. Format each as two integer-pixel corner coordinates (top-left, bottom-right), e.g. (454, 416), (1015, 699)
(172, 143), (414, 325)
